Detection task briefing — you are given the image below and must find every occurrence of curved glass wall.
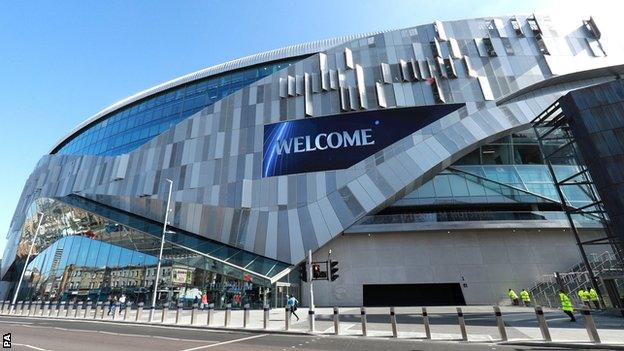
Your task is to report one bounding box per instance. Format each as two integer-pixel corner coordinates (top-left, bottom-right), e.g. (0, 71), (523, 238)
(7, 196), (293, 308)
(53, 57), (303, 156)
(395, 127), (595, 206)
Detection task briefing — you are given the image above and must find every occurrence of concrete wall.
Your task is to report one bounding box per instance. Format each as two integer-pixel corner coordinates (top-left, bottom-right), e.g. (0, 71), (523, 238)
(302, 227), (609, 307)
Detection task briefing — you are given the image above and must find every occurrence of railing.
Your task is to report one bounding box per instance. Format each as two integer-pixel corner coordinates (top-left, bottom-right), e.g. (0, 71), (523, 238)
(529, 250), (624, 308)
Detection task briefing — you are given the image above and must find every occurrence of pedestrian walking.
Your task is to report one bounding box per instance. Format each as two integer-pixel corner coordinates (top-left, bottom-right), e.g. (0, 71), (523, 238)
(119, 294), (127, 311)
(577, 288), (590, 308)
(201, 293), (208, 310)
(107, 295), (118, 316)
(588, 287), (600, 309)
(286, 295), (299, 321)
(520, 289), (531, 307)
(559, 289), (576, 322)
(508, 289), (519, 306)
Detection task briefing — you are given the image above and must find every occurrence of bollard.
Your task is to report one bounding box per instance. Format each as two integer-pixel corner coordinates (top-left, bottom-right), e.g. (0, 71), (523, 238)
(263, 305), (269, 329)
(191, 303), (198, 325)
(389, 307), (398, 338)
(43, 301), (50, 317)
(102, 302), (109, 319)
(28, 301), (35, 316)
(580, 309), (601, 343)
(161, 305), (169, 323)
(123, 303), (130, 320)
(333, 306), (340, 335)
(457, 307), (468, 341)
(422, 307), (431, 339)
(534, 306), (552, 342)
(360, 307), (367, 336)
(112, 302), (120, 320)
(94, 302), (101, 319)
(308, 308), (315, 332)
(284, 307), (290, 331)
(0, 300), (5, 314)
(206, 304), (213, 326)
(175, 302), (183, 324)
(32, 301), (39, 316)
(65, 301), (71, 318)
(19, 301), (25, 315)
(493, 306), (507, 341)
(243, 304), (250, 328)
(75, 302), (82, 318)
(224, 304), (231, 327)
(56, 301), (62, 317)
(136, 302), (144, 322)
(84, 302), (91, 318)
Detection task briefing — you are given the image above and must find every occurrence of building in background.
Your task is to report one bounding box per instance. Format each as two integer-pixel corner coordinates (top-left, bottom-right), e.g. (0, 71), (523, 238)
(2, 14), (623, 308)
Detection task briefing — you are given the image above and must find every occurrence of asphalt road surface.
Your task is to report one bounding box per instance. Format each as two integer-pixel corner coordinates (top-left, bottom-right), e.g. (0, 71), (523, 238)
(0, 315), (576, 351)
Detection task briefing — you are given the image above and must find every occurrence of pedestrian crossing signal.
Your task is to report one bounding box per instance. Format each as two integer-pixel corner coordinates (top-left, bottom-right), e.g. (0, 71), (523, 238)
(312, 264), (322, 279)
(298, 262), (307, 282)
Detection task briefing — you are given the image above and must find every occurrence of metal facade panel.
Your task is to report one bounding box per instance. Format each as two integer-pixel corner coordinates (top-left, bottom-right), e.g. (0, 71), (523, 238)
(6, 15), (624, 270)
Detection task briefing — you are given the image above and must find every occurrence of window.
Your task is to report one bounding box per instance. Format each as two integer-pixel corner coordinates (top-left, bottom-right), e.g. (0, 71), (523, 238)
(482, 38), (497, 57)
(510, 17), (523, 36)
(481, 144), (512, 165)
(536, 34), (550, 55)
(527, 17), (540, 35)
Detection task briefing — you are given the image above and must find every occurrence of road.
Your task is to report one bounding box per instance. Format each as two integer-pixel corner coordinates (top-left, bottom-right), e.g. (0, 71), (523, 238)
(0, 315), (571, 351)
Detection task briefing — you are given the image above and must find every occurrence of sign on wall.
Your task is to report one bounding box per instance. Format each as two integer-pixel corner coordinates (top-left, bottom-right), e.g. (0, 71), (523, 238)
(262, 104), (464, 177)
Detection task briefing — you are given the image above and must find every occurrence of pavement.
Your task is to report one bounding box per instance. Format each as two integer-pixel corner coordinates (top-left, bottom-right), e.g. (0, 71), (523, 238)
(0, 315), (598, 351)
(2, 304), (624, 350)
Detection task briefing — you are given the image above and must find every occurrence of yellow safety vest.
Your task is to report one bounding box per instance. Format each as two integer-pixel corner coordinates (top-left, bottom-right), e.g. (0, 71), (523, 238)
(560, 292), (573, 312)
(508, 290), (518, 299)
(577, 290), (589, 302)
(589, 288), (599, 301)
(520, 290), (530, 302)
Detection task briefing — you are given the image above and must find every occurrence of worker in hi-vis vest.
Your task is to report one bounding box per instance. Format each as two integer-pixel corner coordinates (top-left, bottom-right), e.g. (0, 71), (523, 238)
(588, 287), (600, 309)
(508, 289), (519, 306)
(577, 288), (591, 308)
(559, 289), (576, 322)
(520, 289), (531, 307)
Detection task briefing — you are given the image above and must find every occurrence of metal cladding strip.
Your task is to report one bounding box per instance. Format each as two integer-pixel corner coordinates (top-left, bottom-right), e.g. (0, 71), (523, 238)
(48, 30), (389, 154)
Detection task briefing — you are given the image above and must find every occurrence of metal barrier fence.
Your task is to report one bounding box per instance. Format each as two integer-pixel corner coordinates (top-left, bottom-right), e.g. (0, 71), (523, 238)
(0, 302), (611, 345)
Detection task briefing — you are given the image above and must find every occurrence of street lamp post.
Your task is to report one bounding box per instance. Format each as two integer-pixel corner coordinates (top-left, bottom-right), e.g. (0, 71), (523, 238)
(10, 212), (44, 314)
(149, 179), (173, 322)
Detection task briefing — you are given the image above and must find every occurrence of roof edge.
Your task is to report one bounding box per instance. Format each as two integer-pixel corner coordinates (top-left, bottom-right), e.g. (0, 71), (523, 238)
(49, 30), (387, 153)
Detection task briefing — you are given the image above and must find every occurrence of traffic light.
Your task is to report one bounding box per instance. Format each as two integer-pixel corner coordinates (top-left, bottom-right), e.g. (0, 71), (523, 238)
(330, 260), (339, 281)
(299, 262), (307, 282)
(312, 264), (321, 279)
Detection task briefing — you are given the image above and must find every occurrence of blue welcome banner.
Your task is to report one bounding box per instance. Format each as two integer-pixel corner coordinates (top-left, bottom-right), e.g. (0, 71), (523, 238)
(262, 104), (464, 177)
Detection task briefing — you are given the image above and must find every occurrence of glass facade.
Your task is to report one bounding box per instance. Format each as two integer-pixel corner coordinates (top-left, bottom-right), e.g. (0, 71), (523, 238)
(9, 196), (294, 308)
(53, 57), (303, 156)
(396, 128), (594, 207)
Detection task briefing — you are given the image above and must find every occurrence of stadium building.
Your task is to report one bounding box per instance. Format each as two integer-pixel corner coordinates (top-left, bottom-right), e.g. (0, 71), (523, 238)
(2, 14), (624, 309)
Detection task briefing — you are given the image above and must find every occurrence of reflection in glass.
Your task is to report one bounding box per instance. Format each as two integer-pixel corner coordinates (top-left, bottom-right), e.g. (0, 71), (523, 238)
(9, 196), (292, 309)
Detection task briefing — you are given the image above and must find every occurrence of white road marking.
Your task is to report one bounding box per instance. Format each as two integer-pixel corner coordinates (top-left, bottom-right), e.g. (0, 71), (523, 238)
(13, 343), (51, 351)
(177, 334), (267, 351)
(5, 320), (217, 344)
